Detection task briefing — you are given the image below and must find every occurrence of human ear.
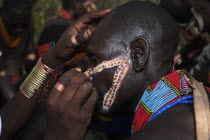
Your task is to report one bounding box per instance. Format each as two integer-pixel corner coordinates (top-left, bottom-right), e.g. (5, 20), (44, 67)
(130, 37), (149, 72)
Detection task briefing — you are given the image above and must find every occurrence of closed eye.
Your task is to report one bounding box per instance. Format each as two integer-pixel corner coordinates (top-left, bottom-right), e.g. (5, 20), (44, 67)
(86, 54), (99, 67)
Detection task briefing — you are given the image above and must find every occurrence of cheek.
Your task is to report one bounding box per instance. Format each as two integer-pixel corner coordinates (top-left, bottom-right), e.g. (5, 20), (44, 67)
(84, 58), (131, 111)
(92, 69), (116, 94)
(112, 77), (141, 109)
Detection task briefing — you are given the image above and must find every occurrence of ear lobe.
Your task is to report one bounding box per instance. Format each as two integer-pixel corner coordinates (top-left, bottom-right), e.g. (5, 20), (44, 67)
(130, 38), (149, 72)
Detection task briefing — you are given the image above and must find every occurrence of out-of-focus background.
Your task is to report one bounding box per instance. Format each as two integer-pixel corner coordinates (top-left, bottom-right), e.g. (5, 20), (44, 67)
(0, 0), (160, 42)
(1, 0), (209, 109)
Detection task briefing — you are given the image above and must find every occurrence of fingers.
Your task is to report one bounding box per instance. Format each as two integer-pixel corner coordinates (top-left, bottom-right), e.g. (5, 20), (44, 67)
(74, 9), (111, 32)
(48, 68), (81, 102)
(83, 9), (111, 24)
(70, 81), (93, 107)
(54, 83), (65, 92)
(59, 73), (88, 103)
(67, 10), (110, 48)
(81, 88), (98, 114)
(76, 28), (93, 43)
(71, 35), (80, 46)
(70, 28), (93, 47)
(64, 53), (86, 66)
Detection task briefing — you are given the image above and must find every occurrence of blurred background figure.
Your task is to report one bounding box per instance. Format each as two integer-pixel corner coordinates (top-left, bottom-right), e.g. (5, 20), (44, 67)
(160, 0), (210, 69)
(36, 0), (97, 71)
(0, 0), (37, 105)
(161, 0), (210, 87)
(60, 0), (97, 20)
(185, 0), (210, 87)
(15, 1), (97, 139)
(36, 0), (96, 56)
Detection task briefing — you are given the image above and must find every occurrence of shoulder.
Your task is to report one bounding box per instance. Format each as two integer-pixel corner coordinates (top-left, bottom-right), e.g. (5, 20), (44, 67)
(128, 103), (195, 140)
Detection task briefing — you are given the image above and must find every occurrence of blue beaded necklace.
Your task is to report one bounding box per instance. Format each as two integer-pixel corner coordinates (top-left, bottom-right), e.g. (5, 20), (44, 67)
(132, 70), (194, 133)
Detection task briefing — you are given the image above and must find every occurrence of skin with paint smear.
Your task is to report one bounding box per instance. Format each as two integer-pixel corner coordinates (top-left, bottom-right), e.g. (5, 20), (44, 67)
(45, 1), (200, 140)
(85, 2), (200, 139)
(81, 2), (200, 140)
(86, 1), (179, 117)
(84, 58), (130, 112)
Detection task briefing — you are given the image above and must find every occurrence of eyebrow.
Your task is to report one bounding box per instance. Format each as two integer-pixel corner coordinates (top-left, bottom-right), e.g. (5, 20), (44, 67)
(86, 47), (106, 60)
(86, 41), (128, 59)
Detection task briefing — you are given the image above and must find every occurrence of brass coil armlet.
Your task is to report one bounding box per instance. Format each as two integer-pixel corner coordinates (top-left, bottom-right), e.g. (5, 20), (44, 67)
(20, 58), (53, 98)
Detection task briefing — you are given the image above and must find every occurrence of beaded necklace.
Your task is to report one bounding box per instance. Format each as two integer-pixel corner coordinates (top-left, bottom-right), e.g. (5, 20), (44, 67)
(131, 70), (193, 133)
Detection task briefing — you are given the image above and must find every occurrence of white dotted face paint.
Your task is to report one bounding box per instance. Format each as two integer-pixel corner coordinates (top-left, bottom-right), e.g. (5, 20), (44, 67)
(84, 58), (130, 111)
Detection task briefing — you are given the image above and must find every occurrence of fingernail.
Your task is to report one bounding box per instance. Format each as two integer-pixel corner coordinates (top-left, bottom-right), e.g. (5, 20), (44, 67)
(75, 67), (82, 72)
(84, 71), (90, 77)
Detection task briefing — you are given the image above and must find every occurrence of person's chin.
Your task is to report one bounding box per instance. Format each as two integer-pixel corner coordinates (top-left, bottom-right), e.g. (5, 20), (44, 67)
(95, 99), (118, 117)
(96, 99), (111, 116)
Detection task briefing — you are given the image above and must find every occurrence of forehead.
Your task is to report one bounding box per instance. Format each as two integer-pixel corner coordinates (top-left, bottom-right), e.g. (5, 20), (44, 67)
(87, 23), (130, 60)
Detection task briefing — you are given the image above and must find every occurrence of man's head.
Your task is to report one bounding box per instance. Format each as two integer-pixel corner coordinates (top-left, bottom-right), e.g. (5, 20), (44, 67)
(1, 0), (32, 37)
(160, 0), (193, 28)
(86, 1), (179, 117)
(62, 0), (95, 20)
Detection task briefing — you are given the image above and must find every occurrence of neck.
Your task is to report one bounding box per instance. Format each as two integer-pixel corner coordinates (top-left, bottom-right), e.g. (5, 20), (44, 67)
(131, 69), (194, 132)
(132, 65), (172, 109)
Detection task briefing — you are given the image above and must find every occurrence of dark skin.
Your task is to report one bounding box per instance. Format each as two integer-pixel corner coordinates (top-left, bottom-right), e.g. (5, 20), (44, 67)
(85, 1), (178, 117)
(45, 2), (209, 140)
(0, 10), (110, 140)
(128, 104), (195, 140)
(0, 89), (42, 139)
(44, 69), (98, 140)
(86, 22), (195, 140)
(43, 10), (111, 140)
(43, 10), (111, 69)
(88, 3), (210, 138)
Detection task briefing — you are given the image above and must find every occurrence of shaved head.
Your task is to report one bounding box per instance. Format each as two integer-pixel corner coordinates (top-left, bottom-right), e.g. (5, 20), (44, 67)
(87, 1), (179, 116)
(90, 1), (179, 69)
